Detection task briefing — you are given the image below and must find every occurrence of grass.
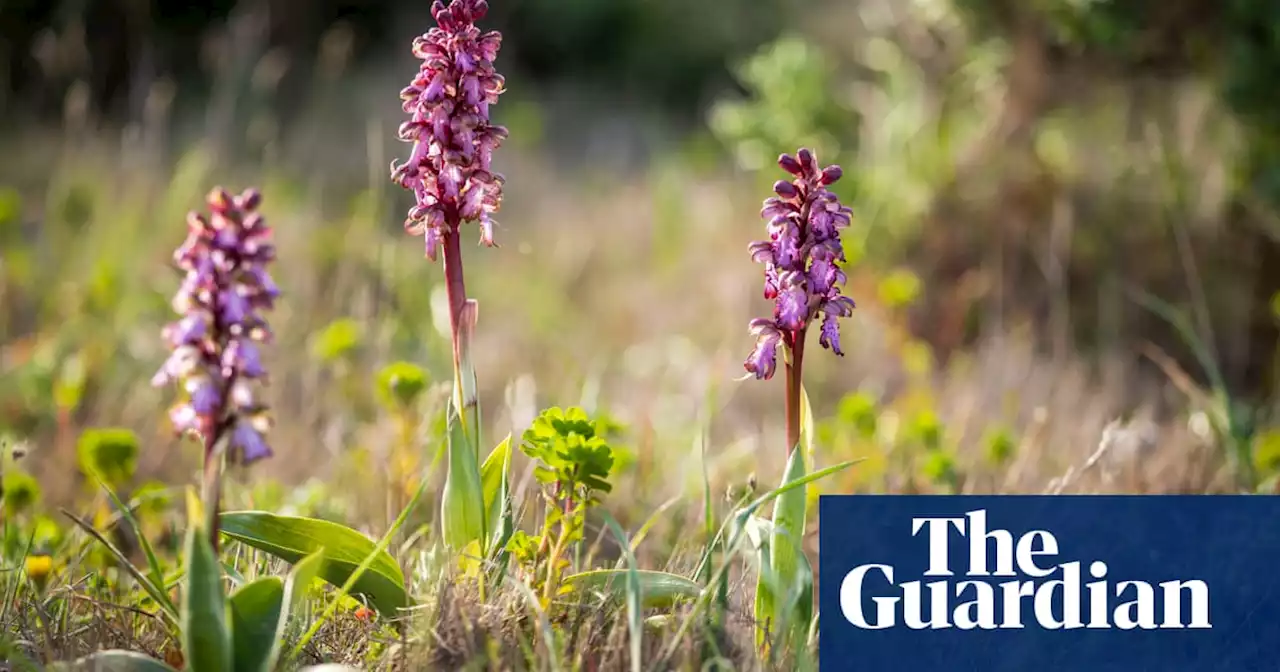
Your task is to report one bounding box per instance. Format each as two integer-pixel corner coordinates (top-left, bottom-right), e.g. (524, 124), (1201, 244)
(1, 14), (1278, 669)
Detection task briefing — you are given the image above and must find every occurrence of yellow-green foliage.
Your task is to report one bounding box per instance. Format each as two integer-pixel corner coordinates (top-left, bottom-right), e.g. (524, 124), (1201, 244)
(375, 362), (429, 411)
(3, 470), (40, 515)
(311, 319), (365, 365)
(77, 428), (140, 487)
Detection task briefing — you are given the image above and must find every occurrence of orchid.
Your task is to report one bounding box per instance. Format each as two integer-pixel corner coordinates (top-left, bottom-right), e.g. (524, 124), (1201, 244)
(744, 149), (855, 450)
(153, 186), (278, 547)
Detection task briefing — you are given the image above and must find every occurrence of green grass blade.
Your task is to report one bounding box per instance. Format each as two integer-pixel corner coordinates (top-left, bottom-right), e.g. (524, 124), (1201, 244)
(628, 495), (681, 554)
(1128, 287), (1226, 394)
(1, 527), (35, 623)
(181, 496), (231, 672)
(228, 576), (286, 672)
(598, 511), (643, 672)
(218, 511), (407, 616)
(740, 459), (861, 521)
(654, 457), (861, 668)
(61, 509), (178, 625)
(90, 473), (175, 617)
(696, 415), (715, 583)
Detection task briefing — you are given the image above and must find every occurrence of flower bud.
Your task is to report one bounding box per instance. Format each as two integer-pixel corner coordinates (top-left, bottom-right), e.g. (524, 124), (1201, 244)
(778, 153), (803, 175)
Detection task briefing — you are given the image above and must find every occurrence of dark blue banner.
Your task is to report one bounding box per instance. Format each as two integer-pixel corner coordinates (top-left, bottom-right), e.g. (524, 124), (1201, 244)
(818, 495), (1280, 671)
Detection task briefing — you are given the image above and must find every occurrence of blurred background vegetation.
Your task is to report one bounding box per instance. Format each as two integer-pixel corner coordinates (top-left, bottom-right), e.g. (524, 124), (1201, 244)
(1, 0), (1279, 513)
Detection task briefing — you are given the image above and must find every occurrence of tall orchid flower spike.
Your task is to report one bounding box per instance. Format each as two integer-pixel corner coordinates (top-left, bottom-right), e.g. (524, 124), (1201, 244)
(391, 0), (507, 417)
(153, 187), (278, 550)
(391, 0), (509, 553)
(743, 149), (855, 451)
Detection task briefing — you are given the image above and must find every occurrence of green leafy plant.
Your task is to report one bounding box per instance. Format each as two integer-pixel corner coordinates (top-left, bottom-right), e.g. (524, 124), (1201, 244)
(514, 406), (617, 605)
(2, 469), (40, 517)
(710, 35), (856, 174)
(375, 361), (429, 412)
(983, 426), (1018, 468)
(76, 428), (139, 489)
(58, 491), (325, 672)
(374, 361), (432, 514)
(310, 318), (364, 365)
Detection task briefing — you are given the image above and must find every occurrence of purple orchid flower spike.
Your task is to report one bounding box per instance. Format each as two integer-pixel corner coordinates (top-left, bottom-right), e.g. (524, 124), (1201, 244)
(390, 0), (507, 442)
(154, 186), (277, 549)
(743, 149), (856, 452)
(390, 0), (508, 552)
(392, 0), (509, 262)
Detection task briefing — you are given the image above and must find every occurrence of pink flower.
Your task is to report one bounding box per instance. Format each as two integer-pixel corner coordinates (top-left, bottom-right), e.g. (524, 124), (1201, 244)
(154, 187), (276, 465)
(743, 149), (856, 379)
(392, 0), (509, 257)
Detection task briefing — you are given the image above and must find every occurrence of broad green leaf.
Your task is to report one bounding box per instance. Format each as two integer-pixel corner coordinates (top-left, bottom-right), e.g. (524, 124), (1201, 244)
(229, 577), (286, 672)
(51, 650), (179, 672)
(757, 445), (808, 655)
(799, 386), (815, 464)
(441, 404), (486, 551)
(289, 467), (431, 661)
(480, 434), (513, 555)
(770, 448), (807, 588)
(562, 570), (702, 609)
(799, 384), (821, 514)
(455, 300), (482, 449)
(286, 549), (326, 613)
(754, 548), (773, 654)
(796, 551), (814, 629)
(182, 510), (231, 672)
(218, 511), (407, 616)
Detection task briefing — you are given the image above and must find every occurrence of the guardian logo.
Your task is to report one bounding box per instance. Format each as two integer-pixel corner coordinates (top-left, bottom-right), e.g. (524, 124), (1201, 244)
(840, 509), (1212, 631)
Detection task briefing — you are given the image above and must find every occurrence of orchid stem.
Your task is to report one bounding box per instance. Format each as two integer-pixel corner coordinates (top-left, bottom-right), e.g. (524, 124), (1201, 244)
(784, 329), (807, 455)
(442, 222), (468, 377)
(201, 435), (222, 552)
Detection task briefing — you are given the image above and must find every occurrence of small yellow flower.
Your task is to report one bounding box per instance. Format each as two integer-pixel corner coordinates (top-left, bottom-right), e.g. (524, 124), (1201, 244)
(24, 554), (53, 591)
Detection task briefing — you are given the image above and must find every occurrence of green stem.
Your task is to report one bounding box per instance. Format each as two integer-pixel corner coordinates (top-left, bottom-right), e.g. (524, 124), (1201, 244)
(541, 520), (573, 605)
